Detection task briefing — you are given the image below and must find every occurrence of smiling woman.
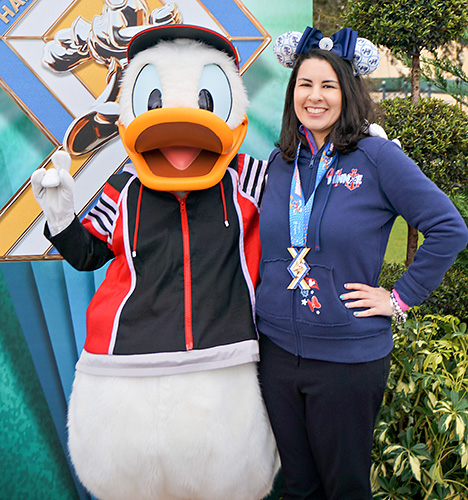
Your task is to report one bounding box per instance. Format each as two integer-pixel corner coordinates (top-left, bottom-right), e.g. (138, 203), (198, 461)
(256, 26), (468, 500)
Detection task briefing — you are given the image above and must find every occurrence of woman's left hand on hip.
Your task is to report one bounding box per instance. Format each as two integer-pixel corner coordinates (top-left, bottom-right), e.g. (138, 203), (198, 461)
(340, 283), (393, 317)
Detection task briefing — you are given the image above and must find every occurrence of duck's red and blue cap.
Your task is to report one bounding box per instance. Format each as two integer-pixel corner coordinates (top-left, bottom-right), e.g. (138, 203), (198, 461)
(127, 24), (240, 69)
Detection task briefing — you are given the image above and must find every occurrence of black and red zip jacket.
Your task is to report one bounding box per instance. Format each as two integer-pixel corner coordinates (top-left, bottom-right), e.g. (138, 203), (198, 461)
(46, 154), (268, 376)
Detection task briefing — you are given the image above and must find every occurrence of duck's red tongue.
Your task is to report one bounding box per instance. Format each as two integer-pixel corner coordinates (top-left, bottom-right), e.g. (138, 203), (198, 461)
(160, 146), (201, 171)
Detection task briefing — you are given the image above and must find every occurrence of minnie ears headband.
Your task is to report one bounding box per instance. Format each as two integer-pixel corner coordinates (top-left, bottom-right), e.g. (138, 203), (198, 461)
(273, 27), (380, 76)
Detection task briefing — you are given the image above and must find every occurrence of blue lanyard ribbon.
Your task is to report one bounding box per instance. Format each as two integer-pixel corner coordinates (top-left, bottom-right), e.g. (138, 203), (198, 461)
(289, 141), (337, 248)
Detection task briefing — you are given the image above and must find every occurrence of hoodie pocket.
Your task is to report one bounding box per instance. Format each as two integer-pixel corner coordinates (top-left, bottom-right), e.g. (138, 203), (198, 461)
(256, 259), (293, 322)
(294, 264), (352, 330)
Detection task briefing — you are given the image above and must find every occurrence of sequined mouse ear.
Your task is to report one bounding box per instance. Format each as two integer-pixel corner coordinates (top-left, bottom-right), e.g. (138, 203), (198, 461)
(273, 31), (303, 68)
(353, 37), (380, 75)
(274, 27), (380, 76)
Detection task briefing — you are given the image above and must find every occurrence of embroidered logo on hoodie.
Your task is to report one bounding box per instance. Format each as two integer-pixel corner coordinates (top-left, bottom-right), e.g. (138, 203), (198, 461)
(327, 168), (363, 190)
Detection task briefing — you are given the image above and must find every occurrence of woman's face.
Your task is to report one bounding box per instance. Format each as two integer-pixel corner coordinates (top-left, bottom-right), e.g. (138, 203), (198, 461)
(293, 57), (342, 148)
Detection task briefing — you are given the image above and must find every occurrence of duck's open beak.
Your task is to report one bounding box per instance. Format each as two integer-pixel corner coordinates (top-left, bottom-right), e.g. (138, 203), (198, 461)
(119, 108), (248, 191)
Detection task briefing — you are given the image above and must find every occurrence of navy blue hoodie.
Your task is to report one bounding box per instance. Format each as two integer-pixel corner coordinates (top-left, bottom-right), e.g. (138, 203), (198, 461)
(256, 136), (468, 363)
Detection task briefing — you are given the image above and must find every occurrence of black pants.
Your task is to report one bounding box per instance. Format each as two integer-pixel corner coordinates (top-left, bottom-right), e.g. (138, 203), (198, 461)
(258, 335), (391, 500)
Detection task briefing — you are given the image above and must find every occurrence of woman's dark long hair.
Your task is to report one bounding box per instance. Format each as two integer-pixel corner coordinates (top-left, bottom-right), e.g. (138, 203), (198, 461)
(278, 48), (377, 162)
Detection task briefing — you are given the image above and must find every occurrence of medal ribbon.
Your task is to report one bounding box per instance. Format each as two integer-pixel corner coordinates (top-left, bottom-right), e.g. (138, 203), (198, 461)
(289, 141), (337, 248)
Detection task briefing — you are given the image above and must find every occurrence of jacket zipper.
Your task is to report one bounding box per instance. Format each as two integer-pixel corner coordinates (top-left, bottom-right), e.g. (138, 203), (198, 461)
(179, 196), (193, 350)
(291, 291), (303, 357)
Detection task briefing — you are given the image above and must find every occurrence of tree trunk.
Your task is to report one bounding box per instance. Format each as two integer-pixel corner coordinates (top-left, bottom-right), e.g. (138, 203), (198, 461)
(405, 50), (421, 266)
(405, 224), (418, 267)
(411, 50), (421, 104)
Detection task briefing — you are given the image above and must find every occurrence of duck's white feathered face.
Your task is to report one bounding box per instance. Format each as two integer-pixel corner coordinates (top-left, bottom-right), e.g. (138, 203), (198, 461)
(119, 39), (249, 191)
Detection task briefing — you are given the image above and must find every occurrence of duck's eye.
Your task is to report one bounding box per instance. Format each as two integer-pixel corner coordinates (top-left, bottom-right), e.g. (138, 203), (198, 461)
(132, 64), (163, 117)
(198, 64), (232, 122)
(198, 89), (214, 112)
(148, 89), (162, 110)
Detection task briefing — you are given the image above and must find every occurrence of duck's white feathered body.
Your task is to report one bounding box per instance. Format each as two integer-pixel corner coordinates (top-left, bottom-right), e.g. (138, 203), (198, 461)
(68, 364), (278, 500)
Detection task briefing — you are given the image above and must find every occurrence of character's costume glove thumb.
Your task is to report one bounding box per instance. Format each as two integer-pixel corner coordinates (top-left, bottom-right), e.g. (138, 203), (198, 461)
(31, 151), (75, 236)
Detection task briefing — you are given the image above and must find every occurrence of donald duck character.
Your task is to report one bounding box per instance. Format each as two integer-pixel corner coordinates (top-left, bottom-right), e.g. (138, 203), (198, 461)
(31, 24), (278, 500)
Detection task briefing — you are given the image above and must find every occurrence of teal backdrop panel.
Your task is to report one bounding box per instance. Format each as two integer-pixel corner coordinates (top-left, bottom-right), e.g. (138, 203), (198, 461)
(31, 261), (79, 402)
(0, 268), (77, 499)
(0, 88), (54, 209)
(0, 263), (83, 500)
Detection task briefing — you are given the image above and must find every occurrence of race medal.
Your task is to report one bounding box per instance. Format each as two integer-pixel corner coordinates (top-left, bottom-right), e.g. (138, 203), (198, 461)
(287, 247), (311, 289)
(288, 141), (337, 290)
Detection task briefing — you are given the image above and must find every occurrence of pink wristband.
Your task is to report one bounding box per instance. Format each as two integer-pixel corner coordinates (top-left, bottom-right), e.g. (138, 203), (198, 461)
(392, 289), (409, 312)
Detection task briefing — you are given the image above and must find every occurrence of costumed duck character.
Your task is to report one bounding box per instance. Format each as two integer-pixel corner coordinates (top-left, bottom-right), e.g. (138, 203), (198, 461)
(31, 25), (279, 500)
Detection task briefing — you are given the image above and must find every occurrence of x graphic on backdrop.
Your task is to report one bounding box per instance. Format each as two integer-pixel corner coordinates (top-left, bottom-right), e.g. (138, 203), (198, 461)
(0, 0), (270, 260)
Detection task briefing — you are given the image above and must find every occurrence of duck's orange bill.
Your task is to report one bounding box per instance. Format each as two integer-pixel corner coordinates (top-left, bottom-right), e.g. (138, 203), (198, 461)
(119, 107), (248, 191)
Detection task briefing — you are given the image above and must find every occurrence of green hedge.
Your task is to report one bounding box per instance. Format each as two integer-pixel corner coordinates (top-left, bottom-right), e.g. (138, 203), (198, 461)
(372, 314), (468, 499)
(378, 98), (468, 195)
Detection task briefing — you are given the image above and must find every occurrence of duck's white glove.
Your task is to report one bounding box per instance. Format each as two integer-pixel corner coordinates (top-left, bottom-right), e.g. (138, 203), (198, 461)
(368, 123), (402, 148)
(31, 150), (74, 237)
(368, 123), (387, 139)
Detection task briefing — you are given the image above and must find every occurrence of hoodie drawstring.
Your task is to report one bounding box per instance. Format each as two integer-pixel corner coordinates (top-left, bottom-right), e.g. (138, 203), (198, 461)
(132, 183), (144, 258)
(219, 182), (229, 227)
(314, 155), (339, 252)
(314, 178), (333, 252)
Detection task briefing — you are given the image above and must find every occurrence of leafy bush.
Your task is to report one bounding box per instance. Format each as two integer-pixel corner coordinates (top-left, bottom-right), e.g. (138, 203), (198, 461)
(422, 269), (468, 325)
(343, 0), (468, 57)
(379, 262), (406, 290)
(379, 262), (468, 323)
(450, 190), (468, 274)
(379, 98), (468, 195)
(372, 314), (468, 499)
